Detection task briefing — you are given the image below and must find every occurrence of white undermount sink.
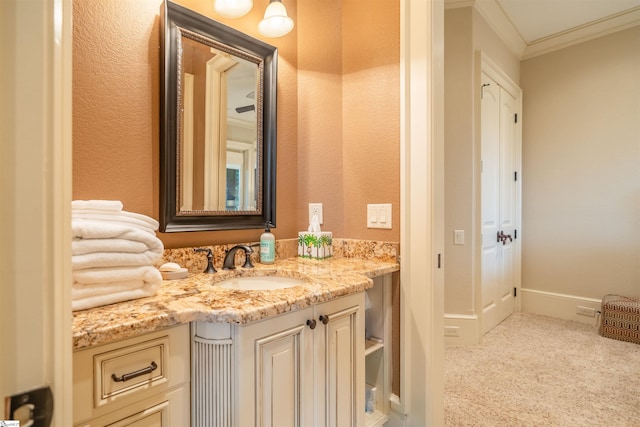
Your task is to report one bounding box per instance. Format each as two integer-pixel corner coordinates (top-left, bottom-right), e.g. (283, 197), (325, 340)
(216, 275), (304, 291)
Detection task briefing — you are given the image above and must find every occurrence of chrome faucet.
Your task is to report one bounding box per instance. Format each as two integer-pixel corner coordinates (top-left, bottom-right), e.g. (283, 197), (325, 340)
(223, 245), (255, 269)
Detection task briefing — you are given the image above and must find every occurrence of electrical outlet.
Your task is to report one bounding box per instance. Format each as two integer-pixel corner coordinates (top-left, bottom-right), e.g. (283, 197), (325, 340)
(576, 306), (596, 317)
(444, 326), (460, 337)
(308, 203), (323, 225)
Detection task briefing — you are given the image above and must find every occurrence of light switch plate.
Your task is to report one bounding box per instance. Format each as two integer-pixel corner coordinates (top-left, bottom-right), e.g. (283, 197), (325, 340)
(454, 230), (465, 245)
(367, 204), (392, 229)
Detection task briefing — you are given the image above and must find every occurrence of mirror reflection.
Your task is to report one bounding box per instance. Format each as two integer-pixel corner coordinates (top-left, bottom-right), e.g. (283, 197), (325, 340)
(179, 33), (259, 213)
(160, 1), (277, 232)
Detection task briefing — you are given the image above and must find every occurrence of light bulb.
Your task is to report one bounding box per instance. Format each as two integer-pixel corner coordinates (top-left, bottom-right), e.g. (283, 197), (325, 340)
(214, 0), (253, 18)
(258, 1), (294, 38)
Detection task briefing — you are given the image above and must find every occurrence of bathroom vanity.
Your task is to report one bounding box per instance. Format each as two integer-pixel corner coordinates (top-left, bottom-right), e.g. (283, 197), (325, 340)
(72, 256), (398, 427)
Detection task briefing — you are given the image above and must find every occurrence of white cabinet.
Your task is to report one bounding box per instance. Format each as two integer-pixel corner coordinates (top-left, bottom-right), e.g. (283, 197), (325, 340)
(235, 305), (315, 427)
(73, 324), (190, 427)
(364, 275), (393, 427)
(192, 292), (365, 427)
(315, 297), (364, 427)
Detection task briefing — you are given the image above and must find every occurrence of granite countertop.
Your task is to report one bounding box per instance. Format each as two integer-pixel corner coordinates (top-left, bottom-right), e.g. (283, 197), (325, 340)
(72, 257), (399, 350)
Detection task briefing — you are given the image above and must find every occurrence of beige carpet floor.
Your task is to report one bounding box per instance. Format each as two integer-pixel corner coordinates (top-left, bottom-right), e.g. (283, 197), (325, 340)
(444, 313), (640, 426)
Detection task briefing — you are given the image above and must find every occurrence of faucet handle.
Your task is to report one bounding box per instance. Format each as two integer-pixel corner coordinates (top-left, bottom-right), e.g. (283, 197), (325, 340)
(194, 248), (217, 273)
(242, 246), (255, 269)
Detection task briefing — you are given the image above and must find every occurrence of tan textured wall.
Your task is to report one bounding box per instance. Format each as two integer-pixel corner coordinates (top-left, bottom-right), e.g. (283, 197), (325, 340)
(520, 27), (640, 299)
(342, 0), (400, 242)
(444, 8), (475, 315)
(73, 0), (298, 248)
(296, 0), (345, 236)
(73, 0), (399, 248)
(444, 7), (520, 315)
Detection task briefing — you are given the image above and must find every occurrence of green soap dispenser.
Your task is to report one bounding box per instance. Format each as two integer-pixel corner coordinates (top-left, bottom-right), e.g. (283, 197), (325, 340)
(260, 222), (275, 264)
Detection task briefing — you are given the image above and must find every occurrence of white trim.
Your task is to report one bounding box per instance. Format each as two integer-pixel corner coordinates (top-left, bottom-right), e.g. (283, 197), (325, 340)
(53, 0), (74, 424)
(444, 314), (480, 346)
(446, 0), (640, 60)
(520, 288), (602, 325)
(479, 52), (521, 98)
(387, 394), (406, 426)
(473, 0), (527, 58)
(399, 0), (445, 425)
(0, 0), (73, 424)
(522, 7), (640, 59)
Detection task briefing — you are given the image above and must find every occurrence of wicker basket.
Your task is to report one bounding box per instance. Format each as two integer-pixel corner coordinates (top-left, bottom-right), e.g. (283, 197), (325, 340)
(599, 294), (640, 345)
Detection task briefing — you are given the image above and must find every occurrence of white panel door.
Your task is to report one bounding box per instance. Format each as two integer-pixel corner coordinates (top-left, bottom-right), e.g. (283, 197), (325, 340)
(481, 72), (518, 334)
(238, 307), (314, 427)
(498, 86), (518, 324)
(315, 294), (364, 427)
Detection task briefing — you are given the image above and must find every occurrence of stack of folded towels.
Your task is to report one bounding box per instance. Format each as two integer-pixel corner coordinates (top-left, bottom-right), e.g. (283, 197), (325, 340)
(72, 200), (164, 311)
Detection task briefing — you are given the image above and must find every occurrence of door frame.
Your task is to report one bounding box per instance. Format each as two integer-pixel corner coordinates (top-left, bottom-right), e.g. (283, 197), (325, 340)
(396, 0), (445, 425)
(0, 0), (73, 424)
(475, 52), (523, 337)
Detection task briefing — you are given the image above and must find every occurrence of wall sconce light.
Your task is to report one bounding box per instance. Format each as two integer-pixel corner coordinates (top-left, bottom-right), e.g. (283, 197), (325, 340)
(214, 0), (253, 18)
(258, 0), (294, 38)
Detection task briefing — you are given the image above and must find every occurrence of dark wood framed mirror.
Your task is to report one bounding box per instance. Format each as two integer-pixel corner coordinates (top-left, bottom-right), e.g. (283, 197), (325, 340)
(160, 1), (277, 232)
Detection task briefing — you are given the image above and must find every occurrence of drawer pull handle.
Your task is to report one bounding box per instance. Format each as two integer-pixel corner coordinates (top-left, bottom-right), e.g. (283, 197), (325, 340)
(111, 361), (158, 382)
(319, 315), (330, 325)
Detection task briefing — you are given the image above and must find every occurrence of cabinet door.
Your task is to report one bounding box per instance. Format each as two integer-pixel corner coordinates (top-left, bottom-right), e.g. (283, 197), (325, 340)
(315, 293), (365, 427)
(236, 307), (315, 427)
(75, 386), (189, 427)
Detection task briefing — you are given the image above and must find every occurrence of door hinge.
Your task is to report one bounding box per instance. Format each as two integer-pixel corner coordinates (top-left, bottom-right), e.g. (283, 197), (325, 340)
(514, 113), (518, 123)
(514, 287), (517, 297)
(514, 229), (518, 239)
(514, 171), (518, 181)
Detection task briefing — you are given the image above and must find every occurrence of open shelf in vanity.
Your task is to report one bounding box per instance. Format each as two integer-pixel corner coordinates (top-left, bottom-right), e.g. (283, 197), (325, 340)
(364, 274), (393, 426)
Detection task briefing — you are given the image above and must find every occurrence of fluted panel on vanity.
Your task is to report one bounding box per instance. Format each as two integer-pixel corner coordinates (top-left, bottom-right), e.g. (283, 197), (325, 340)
(192, 336), (233, 427)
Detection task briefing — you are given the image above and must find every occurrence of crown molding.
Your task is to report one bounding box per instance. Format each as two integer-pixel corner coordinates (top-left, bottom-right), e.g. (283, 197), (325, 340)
(522, 6), (640, 60)
(445, 0), (640, 60)
(472, 0), (526, 58)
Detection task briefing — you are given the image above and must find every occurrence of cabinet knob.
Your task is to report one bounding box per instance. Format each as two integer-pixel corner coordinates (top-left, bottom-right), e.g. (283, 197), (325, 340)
(306, 319), (317, 329)
(319, 315), (330, 325)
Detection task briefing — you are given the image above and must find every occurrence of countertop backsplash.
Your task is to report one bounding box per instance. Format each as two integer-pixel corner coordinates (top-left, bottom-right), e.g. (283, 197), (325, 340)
(159, 238), (399, 274)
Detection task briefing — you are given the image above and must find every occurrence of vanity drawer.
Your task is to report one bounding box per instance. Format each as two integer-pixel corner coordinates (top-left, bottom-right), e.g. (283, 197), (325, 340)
(73, 324), (190, 424)
(95, 336), (168, 405)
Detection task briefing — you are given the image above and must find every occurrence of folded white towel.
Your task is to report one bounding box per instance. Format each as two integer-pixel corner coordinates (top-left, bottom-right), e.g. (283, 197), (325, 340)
(71, 286), (159, 311)
(72, 219), (163, 269)
(72, 266), (162, 299)
(72, 200), (123, 212)
(72, 238), (149, 256)
(72, 211), (159, 234)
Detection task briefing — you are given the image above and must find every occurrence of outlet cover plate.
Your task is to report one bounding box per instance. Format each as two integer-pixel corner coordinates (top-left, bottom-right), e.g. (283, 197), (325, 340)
(444, 326), (460, 337)
(309, 203), (323, 225)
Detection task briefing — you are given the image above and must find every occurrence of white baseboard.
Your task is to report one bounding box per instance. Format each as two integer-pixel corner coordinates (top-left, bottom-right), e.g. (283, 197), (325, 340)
(386, 394), (406, 427)
(520, 288), (602, 325)
(444, 314), (480, 346)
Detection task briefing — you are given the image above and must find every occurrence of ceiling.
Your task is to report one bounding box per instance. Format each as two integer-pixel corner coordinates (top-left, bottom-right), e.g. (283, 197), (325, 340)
(447, 0), (640, 59)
